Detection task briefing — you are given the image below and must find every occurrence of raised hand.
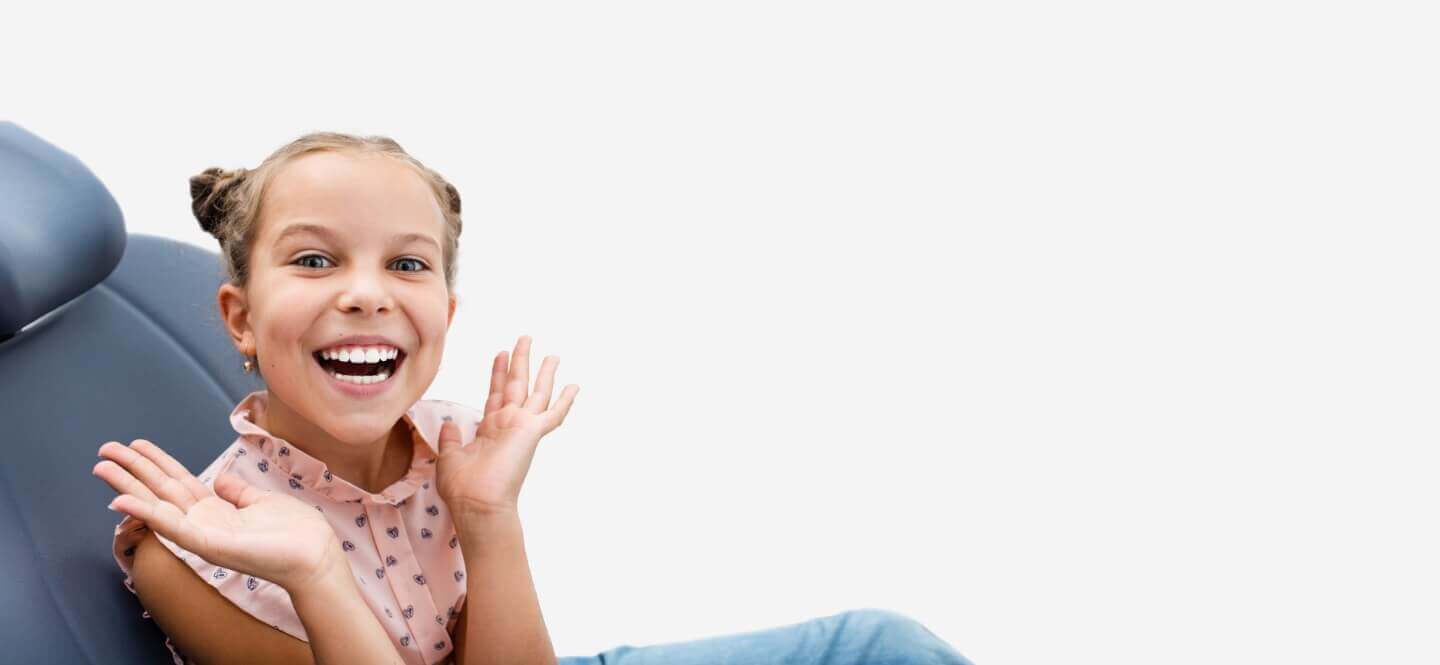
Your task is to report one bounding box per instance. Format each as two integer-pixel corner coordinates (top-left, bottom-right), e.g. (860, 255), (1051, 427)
(435, 335), (579, 518)
(94, 439), (345, 591)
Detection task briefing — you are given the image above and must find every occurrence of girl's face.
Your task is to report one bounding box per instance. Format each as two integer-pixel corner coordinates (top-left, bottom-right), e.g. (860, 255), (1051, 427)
(218, 150), (456, 446)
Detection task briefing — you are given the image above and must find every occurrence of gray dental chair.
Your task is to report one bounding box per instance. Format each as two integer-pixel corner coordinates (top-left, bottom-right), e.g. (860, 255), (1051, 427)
(0, 121), (265, 663)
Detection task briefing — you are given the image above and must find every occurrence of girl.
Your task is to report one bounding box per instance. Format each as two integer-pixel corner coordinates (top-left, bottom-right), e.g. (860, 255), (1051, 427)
(92, 131), (972, 665)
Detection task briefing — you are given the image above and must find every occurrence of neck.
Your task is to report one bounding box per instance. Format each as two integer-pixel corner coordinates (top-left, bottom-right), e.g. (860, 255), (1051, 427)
(257, 392), (415, 494)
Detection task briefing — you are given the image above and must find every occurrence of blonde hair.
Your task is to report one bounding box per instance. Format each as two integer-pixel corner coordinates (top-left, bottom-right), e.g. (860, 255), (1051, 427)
(189, 131), (463, 291)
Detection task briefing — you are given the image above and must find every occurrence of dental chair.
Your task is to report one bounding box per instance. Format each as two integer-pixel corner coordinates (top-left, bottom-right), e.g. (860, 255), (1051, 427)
(0, 120), (265, 663)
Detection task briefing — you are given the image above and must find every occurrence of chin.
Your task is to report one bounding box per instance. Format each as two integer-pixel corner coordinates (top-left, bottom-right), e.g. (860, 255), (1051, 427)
(318, 410), (406, 444)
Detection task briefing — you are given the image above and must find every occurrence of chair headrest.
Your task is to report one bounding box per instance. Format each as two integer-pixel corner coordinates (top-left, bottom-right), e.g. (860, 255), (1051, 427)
(0, 121), (126, 338)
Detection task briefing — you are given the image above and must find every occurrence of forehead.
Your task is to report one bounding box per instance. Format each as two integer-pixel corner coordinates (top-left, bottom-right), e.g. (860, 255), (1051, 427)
(258, 150), (445, 244)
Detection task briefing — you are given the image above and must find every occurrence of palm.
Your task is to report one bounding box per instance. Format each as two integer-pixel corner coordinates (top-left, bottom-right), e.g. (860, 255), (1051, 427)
(437, 404), (546, 513)
(435, 335), (579, 516)
(165, 487), (339, 587)
(95, 439), (341, 591)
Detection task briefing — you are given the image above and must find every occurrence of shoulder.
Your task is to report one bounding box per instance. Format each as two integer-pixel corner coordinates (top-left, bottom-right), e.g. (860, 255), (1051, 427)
(111, 439), (247, 578)
(418, 398), (483, 420)
(409, 399), (485, 441)
(113, 438), (306, 629)
(194, 439), (249, 486)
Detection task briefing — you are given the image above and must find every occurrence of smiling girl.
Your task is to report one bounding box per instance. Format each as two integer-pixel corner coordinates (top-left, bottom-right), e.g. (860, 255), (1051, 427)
(92, 131), (970, 665)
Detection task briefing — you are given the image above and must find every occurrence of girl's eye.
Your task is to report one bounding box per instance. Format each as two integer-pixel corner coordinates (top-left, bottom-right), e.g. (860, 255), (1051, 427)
(392, 257), (429, 272)
(295, 254), (333, 270)
(292, 254), (429, 272)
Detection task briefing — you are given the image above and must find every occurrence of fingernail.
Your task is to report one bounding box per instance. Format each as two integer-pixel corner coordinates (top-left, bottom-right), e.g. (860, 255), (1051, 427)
(106, 500), (118, 512)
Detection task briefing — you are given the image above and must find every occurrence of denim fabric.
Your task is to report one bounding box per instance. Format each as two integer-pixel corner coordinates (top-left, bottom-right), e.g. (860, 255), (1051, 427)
(557, 608), (973, 665)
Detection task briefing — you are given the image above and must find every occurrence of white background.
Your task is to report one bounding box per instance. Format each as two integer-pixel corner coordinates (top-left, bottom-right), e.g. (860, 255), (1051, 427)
(7, 2), (1438, 663)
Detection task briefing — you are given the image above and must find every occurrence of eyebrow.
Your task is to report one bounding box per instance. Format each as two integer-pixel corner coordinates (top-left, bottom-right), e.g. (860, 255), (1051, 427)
(274, 222), (442, 254)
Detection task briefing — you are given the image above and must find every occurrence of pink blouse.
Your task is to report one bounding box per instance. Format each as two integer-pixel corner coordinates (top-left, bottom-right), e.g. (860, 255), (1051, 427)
(111, 390), (483, 665)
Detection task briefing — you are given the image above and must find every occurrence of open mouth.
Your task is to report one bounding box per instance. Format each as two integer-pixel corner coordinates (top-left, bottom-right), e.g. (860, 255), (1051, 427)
(312, 349), (407, 384)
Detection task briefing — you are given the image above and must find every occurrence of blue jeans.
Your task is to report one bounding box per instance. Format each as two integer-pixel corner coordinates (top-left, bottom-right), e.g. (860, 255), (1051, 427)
(557, 608), (974, 665)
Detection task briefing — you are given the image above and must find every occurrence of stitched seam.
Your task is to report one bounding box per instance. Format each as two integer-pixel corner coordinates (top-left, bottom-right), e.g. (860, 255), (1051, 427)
(93, 282), (233, 406)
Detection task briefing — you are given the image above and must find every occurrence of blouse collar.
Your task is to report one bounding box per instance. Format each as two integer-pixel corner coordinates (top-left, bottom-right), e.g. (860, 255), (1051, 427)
(228, 390), (437, 506)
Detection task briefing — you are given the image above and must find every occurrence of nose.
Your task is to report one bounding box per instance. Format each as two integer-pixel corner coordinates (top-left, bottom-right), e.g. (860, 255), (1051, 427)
(335, 269), (396, 315)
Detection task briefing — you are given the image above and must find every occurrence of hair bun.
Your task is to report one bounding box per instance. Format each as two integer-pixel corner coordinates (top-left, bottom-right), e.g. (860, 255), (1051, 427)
(443, 182), (461, 216)
(189, 166), (247, 237)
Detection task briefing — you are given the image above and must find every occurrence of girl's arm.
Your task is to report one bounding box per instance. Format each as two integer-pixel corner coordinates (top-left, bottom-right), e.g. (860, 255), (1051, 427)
(288, 545), (408, 665)
(95, 439), (408, 665)
(453, 509), (557, 665)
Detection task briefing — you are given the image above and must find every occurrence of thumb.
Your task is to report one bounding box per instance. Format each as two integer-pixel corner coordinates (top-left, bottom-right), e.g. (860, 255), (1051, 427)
(437, 419), (461, 454)
(213, 471), (270, 509)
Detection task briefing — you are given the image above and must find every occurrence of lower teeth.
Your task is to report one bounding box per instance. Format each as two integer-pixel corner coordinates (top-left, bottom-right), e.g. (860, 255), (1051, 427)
(329, 368), (392, 385)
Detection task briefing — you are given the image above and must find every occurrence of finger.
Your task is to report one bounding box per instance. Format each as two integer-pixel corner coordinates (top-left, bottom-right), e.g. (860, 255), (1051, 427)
(96, 440), (201, 513)
(93, 457), (162, 505)
(544, 384), (580, 431)
(109, 493), (204, 552)
(213, 471), (271, 509)
(437, 420), (462, 454)
(485, 351), (508, 416)
(524, 355), (559, 413)
(129, 439), (215, 502)
(504, 335), (531, 408)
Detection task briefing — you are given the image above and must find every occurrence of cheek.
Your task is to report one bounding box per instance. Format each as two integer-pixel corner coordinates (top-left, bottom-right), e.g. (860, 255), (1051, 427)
(414, 292), (452, 337)
(411, 302), (451, 364)
(252, 298), (320, 354)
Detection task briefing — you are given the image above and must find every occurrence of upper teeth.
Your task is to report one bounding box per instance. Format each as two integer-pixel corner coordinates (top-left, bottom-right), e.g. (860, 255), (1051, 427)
(319, 346), (400, 363)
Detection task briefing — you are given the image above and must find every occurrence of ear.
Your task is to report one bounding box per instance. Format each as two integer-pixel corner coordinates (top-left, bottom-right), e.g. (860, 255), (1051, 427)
(446, 292), (457, 329)
(217, 282), (256, 356)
